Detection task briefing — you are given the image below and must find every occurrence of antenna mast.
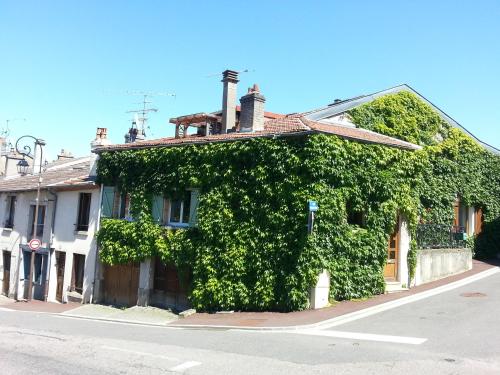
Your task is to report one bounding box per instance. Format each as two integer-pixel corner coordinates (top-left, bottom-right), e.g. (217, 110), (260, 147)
(125, 91), (175, 142)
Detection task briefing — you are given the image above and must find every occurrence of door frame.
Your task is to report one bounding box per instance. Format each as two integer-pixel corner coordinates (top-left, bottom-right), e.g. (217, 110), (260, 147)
(384, 217), (401, 281)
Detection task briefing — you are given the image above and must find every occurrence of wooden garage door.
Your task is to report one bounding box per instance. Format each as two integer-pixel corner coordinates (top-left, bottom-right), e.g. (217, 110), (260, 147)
(103, 263), (139, 307)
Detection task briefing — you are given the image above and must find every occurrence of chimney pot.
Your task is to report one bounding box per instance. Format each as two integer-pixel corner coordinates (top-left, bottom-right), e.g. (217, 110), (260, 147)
(96, 127), (108, 140)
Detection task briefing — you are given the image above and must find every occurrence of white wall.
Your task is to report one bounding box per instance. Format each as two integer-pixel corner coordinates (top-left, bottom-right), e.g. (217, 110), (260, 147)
(415, 248), (472, 285)
(50, 188), (100, 303)
(0, 191), (51, 299)
(0, 187), (99, 302)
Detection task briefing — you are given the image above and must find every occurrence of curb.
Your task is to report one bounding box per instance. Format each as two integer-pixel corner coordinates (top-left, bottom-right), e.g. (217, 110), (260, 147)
(169, 266), (500, 332)
(55, 313), (180, 328)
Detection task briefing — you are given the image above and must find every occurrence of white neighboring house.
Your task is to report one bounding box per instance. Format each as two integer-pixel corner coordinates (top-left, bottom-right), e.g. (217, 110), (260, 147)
(0, 154), (101, 303)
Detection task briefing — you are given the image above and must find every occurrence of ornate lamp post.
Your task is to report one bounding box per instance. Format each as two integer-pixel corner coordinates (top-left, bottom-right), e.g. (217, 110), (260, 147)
(15, 135), (46, 301)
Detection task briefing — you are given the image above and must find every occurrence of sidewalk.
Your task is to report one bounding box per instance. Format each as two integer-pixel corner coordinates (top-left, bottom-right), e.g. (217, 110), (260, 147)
(170, 259), (499, 329)
(1, 259), (497, 329)
(62, 304), (178, 325)
(1, 297), (178, 325)
(0, 294), (13, 306)
(1, 299), (80, 313)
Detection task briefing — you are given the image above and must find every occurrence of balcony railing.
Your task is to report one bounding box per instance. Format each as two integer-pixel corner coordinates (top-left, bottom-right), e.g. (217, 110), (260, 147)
(416, 224), (467, 249)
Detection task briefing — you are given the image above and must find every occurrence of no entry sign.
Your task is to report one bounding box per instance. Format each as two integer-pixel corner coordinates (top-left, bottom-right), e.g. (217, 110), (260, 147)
(28, 238), (42, 251)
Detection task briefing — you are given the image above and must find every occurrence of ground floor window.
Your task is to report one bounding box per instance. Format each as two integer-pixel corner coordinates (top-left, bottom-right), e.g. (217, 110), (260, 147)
(71, 254), (85, 294)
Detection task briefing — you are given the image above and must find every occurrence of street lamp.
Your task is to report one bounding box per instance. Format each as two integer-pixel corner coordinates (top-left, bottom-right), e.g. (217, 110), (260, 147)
(15, 135), (46, 301)
(16, 159), (30, 175)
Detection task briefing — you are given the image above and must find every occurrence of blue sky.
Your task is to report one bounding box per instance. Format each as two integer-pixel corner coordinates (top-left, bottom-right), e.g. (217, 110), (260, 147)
(1, 1), (499, 159)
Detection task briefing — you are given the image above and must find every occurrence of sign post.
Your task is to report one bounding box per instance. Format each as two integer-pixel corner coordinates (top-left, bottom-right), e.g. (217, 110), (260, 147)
(307, 200), (318, 234)
(28, 238), (42, 251)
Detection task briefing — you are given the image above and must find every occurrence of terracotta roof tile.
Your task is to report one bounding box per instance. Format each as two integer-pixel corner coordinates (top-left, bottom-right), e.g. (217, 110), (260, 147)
(301, 118), (422, 151)
(96, 114), (420, 152)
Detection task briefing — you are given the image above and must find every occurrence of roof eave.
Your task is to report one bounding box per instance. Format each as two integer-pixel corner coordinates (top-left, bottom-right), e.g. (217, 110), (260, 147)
(93, 131), (316, 153)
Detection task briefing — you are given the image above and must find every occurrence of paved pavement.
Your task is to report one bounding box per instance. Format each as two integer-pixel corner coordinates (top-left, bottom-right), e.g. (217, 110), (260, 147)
(172, 259), (497, 328)
(63, 304), (179, 325)
(1, 268), (500, 374)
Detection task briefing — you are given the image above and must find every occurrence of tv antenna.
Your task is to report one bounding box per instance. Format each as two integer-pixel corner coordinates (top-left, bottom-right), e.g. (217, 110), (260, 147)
(205, 68), (255, 78)
(2, 118), (26, 138)
(125, 91), (176, 141)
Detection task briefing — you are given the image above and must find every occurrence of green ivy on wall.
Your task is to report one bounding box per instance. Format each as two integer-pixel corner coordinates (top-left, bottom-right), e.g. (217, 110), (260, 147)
(96, 91), (500, 312)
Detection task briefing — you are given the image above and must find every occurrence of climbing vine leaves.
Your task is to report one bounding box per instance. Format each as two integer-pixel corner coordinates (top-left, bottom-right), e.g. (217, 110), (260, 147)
(96, 91), (500, 312)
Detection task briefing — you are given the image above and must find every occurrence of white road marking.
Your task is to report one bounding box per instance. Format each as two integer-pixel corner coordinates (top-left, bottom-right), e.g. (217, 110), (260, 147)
(313, 267), (500, 330)
(291, 329), (427, 345)
(0, 307), (13, 311)
(101, 345), (179, 361)
(169, 361), (202, 373)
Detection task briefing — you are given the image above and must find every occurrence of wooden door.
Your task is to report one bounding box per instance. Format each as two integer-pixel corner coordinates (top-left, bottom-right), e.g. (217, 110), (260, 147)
(55, 251), (66, 302)
(103, 263), (139, 307)
(384, 222), (399, 280)
(153, 258), (191, 310)
(2, 251), (10, 296)
(474, 208), (484, 235)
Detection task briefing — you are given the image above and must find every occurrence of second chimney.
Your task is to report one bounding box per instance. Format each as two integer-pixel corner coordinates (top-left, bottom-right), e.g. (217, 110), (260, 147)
(221, 69), (239, 133)
(239, 84), (266, 132)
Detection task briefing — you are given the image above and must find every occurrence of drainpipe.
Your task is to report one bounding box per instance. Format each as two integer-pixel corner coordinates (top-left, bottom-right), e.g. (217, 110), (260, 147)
(45, 188), (58, 302)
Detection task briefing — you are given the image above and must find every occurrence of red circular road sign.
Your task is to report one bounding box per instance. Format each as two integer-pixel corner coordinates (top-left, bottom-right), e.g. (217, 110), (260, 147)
(28, 238), (42, 251)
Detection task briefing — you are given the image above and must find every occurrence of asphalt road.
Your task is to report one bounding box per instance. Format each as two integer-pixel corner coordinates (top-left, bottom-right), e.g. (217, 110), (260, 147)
(1, 271), (499, 374)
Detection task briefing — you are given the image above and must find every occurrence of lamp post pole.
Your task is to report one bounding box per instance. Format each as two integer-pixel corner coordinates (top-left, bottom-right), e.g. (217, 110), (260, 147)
(15, 135), (46, 301)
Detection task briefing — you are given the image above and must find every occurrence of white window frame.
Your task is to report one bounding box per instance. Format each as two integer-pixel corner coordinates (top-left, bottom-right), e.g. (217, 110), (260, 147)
(167, 189), (199, 228)
(4, 194), (17, 229)
(167, 197), (190, 227)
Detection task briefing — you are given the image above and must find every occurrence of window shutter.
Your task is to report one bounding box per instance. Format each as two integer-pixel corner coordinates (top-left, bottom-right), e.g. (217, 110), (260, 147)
(152, 195), (164, 224)
(189, 190), (200, 227)
(101, 187), (115, 218)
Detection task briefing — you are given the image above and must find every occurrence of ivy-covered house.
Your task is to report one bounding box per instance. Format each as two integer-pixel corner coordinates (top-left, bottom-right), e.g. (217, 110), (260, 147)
(93, 70), (500, 312)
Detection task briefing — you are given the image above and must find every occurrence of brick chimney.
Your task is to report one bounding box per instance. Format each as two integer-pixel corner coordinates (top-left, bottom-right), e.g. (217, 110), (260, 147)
(239, 84), (266, 132)
(57, 149), (74, 160)
(90, 127), (111, 177)
(221, 69), (239, 133)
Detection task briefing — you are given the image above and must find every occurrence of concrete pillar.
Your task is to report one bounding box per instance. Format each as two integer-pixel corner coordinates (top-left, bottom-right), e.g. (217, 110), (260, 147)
(398, 217), (410, 288)
(137, 258), (154, 306)
(16, 247), (25, 300)
(62, 251), (73, 303)
(91, 257), (105, 304)
(309, 270), (330, 309)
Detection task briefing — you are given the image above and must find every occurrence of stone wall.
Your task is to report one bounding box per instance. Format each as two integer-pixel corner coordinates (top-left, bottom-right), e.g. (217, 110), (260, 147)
(414, 248), (472, 286)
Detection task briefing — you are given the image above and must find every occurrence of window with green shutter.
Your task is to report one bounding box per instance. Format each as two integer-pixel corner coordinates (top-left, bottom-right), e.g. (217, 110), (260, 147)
(152, 195), (164, 224)
(101, 187), (115, 218)
(189, 190), (199, 227)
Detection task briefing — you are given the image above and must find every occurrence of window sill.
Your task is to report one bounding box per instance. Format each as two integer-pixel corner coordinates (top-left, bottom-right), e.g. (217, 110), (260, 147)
(74, 230), (89, 236)
(2, 227), (13, 232)
(166, 223), (190, 229)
